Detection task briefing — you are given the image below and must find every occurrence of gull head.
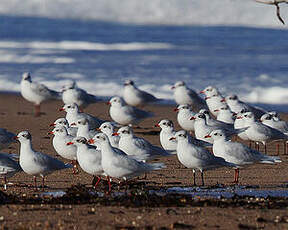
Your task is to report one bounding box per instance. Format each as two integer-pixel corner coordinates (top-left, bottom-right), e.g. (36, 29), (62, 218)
(22, 72), (32, 82)
(15, 131), (32, 143)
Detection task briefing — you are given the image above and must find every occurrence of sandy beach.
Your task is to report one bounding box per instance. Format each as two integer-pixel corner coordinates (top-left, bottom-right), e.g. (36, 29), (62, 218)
(0, 93), (288, 230)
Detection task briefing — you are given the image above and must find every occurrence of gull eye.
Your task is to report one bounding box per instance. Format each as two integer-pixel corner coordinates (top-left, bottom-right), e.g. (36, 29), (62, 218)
(67, 106), (71, 108)
(103, 125), (107, 128)
(214, 133), (217, 136)
(96, 136), (100, 139)
(163, 122), (166, 125)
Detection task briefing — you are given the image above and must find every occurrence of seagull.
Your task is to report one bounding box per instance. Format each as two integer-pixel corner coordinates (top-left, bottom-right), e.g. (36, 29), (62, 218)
(49, 117), (77, 136)
(171, 130), (234, 186)
(260, 113), (288, 134)
(123, 80), (161, 107)
(0, 128), (15, 150)
(62, 81), (101, 110)
(255, 0), (288, 25)
(14, 131), (72, 189)
(97, 122), (120, 148)
(171, 81), (207, 112)
(49, 126), (78, 174)
(20, 72), (61, 117)
(199, 86), (226, 117)
(214, 106), (236, 125)
(206, 129), (281, 183)
(67, 137), (104, 189)
(59, 103), (104, 129)
(234, 109), (251, 141)
(0, 153), (22, 190)
(155, 119), (177, 154)
(71, 118), (98, 141)
(93, 132), (165, 193)
(107, 96), (153, 126)
(239, 111), (288, 153)
(175, 104), (196, 132)
(223, 95), (265, 119)
(116, 126), (172, 161)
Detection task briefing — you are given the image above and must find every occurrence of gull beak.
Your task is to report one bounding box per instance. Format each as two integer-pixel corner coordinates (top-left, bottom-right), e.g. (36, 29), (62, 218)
(204, 135), (211, 138)
(190, 116), (196, 120)
(59, 108), (65, 112)
(236, 116), (243, 119)
(171, 86), (175, 90)
(214, 109), (219, 112)
(220, 99), (226, 102)
(96, 128), (101, 131)
(70, 123), (76, 126)
(205, 97), (210, 100)
(112, 132), (119, 136)
(154, 124), (160, 128)
(49, 123), (55, 127)
(106, 102), (111, 105)
(169, 137), (176, 141)
(47, 131), (54, 135)
(66, 142), (74, 146)
(13, 136), (18, 140)
(173, 108), (179, 112)
(199, 90), (204, 94)
(88, 139), (94, 144)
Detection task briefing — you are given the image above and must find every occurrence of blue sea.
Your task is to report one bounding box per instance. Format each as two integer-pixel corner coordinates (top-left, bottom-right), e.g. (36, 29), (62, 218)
(0, 0), (288, 110)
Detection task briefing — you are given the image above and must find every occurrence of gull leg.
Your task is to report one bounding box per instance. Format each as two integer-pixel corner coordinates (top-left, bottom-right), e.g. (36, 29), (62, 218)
(249, 141), (252, 149)
(264, 143), (267, 154)
(276, 143), (280, 155)
(33, 176), (37, 190)
(42, 177), (45, 191)
(193, 169), (196, 186)
(34, 104), (41, 117)
(93, 176), (101, 189)
(201, 171), (204, 186)
(234, 168), (239, 184)
(284, 141), (287, 155)
(106, 176), (111, 195)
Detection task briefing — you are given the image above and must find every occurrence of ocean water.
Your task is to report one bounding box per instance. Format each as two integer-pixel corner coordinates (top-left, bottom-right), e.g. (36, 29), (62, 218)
(0, 1), (288, 110)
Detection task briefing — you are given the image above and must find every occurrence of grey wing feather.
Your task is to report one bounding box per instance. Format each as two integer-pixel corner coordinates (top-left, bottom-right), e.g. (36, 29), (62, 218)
(31, 82), (61, 99)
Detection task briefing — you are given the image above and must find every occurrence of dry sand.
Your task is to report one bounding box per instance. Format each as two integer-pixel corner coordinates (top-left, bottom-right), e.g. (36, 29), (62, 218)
(0, 93), (288, 230)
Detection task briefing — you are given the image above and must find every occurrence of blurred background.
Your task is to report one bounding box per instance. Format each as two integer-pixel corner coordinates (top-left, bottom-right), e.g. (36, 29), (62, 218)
(0, 0), (287, 110)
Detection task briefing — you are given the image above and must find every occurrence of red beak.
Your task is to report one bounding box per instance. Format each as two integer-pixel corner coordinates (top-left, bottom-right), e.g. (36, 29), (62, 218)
(59, 108), (65, 111)
(112, 132), (119, 136)
(204, 135), (211, 138)
(190, 116), (196, 120)
(88, 139), (94, 144)
(220, 99), (226, 102)
(171, 86), (175, 90)
(47, 131), (54, 135)
(49, 123), (55, 127)
(13, 136), (18, 140)
(169, 137), (176, 140)
(236, 116), (243, 119)
(96, 128), (101, 131)
(70, 123), (76, 126)
(199, 90), (204, 94)
(173, 108), (179, 112)
(214, 109), (219, 112)
(154, 124), (160, 128)
(106, 102), (111, 105)
(66, 142), (73, 146)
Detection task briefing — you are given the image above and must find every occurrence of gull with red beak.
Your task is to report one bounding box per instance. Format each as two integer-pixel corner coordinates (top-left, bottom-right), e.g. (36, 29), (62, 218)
(171, 130), (234, 186)
(15, 131), (72, 190)
(59, 103), (104, 129)
(49, 117), (77, 136)
(50, 126), (78, 174)
(67, 137), (104, 189)
(172, 81), (207, 112)
(206, 129), (281, 184)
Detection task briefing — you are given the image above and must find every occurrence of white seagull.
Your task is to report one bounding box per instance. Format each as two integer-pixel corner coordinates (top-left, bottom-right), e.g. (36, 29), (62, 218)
(97, 122), (120, 148)
(175, 104), (196, 132)
(67, 137), (104, 189)
(171, 130), (234, 186)
(206, 129), (281, 183)
(14, 131), (72, 189)
(50, 126), (78, 174)
(172, 81), (207, 112)
(93, 133), (165, 193)
(49, 117), (77, 136)
(107, 96), (153, 126)
(116, 126), (171, 161)
(62, 81), (101, 110)
(20, 72), (61, 117)
(123, 80), (161, 107)
(59, 103), (104, 129)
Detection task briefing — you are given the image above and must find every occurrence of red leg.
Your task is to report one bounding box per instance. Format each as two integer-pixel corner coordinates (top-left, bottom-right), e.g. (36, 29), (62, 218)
(93, 176), (101, 189)
(234, 168), (239, 184)
(106, 176), (111, 195)
(34, 104), (41, 117)
(276, 143), (279, 155)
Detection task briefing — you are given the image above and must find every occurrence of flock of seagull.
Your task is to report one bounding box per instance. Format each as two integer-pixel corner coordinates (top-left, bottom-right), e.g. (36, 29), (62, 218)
(0, 72), (287, 193)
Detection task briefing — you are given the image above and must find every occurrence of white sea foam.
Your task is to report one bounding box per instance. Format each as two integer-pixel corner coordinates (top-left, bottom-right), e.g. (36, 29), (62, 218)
(0, 0), (287, 28)
(0, 41), (174, 51)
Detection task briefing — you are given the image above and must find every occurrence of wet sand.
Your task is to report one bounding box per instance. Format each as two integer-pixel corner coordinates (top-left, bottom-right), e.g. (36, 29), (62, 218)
(0, 93), (288, 230)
